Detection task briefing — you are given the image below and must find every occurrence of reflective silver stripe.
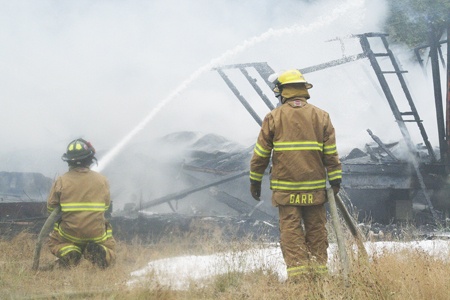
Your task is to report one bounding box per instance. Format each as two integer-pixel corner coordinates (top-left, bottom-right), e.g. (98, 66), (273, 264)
(328, 170), (342, 181)
(271, 179), (326, 191)
(250, 171), (264, 181)
(60, 202), (106, 212)
(287, 264), (328, 277)
(273, 141), (323, 151)
(59, 245), (82, 257)
(254, 143), (271, 158)
(313, 265), (328, 274)
(324, 144), (337, 154)
(55, 225), (110, 243)
(287, 265), (308, 277)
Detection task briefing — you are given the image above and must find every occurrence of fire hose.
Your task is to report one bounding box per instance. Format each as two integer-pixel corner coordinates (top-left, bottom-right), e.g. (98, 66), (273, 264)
(327, 188), (368, 282)
(31, 191), (366, 273)
(32, 206), (61, 270)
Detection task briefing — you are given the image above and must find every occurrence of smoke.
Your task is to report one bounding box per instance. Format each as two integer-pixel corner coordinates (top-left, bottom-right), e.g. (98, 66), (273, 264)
(94, 0), (367, 172)
(0, 1), (386, 154)
(3, 0), (446, 210)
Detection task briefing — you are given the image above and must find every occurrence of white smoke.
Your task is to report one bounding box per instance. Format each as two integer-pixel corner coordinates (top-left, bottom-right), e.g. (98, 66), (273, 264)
(94, 0), (368, 171)
(4, 0), (444, 213)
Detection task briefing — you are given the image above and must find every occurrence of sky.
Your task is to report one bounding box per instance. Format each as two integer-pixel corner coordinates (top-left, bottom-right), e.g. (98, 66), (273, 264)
(0, 0), (447, 178)
(128, 239), (450, 290)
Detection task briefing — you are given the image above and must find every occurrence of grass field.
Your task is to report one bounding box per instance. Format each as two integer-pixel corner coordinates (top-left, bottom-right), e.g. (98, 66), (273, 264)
(1, 225), (450, 299)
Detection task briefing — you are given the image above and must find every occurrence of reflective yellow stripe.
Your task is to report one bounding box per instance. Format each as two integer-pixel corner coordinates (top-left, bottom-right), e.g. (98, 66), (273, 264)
(271, 179), (326, 191)
(54, 224), (112, 243)
(312, 265), (328, 274)
(328, 170), (342, 181)
(287, 265), (308, 277)
(254, 143), (271, 158)
(273, 141), (339, 154)
(250, 171), (264, 182)
(287, 264), (328, 277)
(60, 202), (106, 212)
(59, 245), (82, 257)
(57, 227), (108, 243)
(324, 144), (337, 155)
(273, 141), (323, 151)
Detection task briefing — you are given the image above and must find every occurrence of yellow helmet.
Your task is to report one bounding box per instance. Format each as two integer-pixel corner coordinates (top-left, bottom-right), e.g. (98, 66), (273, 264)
(273, 69), (313, 92)
(61, 138), (96, 162)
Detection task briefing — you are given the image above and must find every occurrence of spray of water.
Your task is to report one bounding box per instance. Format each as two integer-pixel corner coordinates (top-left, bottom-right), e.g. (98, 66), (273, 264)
(94, 0), (365, 172)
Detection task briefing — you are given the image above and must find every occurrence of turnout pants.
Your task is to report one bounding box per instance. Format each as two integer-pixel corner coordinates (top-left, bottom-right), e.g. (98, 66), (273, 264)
(278, 204), (328, 278)
(47, 222), (116, 268)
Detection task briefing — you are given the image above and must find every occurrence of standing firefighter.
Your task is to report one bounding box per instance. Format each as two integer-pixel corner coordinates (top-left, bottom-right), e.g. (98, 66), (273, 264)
(47, 138), (116, 268)
(249, 69), (342, 280)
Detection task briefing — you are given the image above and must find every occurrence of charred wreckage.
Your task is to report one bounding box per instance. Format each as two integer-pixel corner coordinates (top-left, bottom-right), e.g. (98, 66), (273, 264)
(1, 31), (450, 242)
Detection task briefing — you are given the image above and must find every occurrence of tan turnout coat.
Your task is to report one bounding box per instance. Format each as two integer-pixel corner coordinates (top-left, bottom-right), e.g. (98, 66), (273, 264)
(250, 95), (342, 275)
(47, 167), (111, 243)
(250, 97), (342, 206)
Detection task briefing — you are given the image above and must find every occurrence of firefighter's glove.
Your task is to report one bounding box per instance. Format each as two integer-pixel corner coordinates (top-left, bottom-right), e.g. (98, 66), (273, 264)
(332, 185), (340, 195)
(250, 182), (261, 201)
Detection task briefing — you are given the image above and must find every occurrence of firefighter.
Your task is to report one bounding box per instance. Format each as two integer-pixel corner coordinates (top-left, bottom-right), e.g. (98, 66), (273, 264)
(249, 69), (342, 280)
(47, 138), (116, 268)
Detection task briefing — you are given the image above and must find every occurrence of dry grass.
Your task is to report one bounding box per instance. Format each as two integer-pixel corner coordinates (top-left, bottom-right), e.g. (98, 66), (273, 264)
(1, 226), (450, 300)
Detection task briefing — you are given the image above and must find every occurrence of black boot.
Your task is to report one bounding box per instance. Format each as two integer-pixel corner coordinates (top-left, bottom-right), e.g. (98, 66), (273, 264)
(84, 242), (108, 268)
(58, 251), (81, 268)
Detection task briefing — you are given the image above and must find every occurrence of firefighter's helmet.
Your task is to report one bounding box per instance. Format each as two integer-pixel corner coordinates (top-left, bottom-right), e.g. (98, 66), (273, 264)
(61, 138), (96, 162)
(273, 69), (313, 93)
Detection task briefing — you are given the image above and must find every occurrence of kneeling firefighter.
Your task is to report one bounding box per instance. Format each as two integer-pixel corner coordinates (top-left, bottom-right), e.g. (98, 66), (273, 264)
(249, 70), (342, 279)
(47, 138), (116, 268)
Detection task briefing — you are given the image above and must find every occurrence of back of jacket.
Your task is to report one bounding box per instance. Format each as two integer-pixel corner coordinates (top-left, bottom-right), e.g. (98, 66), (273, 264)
(47, 167), (110, 241)
(250, 98), (342, 195)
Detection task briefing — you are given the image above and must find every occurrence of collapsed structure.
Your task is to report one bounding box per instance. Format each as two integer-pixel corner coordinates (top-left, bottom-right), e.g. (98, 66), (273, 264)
(212, 32), (450, 224)
(1, 31), (449, 240)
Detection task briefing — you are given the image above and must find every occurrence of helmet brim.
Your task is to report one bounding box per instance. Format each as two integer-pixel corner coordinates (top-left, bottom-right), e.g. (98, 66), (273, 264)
(273, 82), (313, 93)
(61, 152), (95, 162)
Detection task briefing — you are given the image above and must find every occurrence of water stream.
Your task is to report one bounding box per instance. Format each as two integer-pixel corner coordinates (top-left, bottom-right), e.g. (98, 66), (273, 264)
(94, 0), (365, 172)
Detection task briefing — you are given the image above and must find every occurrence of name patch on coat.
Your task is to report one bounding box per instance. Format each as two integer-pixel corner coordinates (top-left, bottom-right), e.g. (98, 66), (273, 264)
(272, 190), (326, 207)
(290, 193), (313, 204)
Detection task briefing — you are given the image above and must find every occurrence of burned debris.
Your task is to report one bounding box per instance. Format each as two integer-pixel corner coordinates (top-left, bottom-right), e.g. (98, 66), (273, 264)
(1, 31), (449, 241)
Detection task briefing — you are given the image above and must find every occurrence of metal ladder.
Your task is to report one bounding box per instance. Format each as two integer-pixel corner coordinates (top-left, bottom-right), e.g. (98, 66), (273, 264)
(213, 33), (436, 161)
(356, 32), (436, 162)
(356, 33), (438, 220)
(213, 32), (439, 221)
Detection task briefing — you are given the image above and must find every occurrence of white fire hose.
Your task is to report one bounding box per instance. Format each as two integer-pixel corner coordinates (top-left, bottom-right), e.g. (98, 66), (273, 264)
(327, 188), (368, 283)
(32, 206), (61, 270)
